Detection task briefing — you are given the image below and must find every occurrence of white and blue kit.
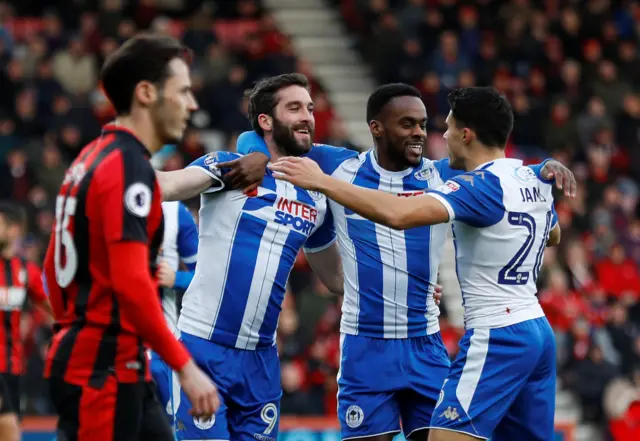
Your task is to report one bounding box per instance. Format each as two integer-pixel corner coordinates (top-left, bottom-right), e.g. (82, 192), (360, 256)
(238, 132), (554, 439)
(174, 151), (336, 441)
(150, 201), (198, 418)
(238, 132), (455, 439)
(426, 159), (557, 441)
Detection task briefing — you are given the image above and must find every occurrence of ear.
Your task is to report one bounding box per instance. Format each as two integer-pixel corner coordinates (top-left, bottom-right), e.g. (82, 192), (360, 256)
(461, 128), (474, 145)
(369, 120), (383, 138)
(134, 81), (158, 107)
(258, 113), (273, 133)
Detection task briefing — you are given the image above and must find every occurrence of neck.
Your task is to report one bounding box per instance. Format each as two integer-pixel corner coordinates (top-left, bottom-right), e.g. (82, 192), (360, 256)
(264, 135), (287, 162)
(374, 147), (410, 172)
(464, 144), (506, 171)
(113, 112), (162, 154)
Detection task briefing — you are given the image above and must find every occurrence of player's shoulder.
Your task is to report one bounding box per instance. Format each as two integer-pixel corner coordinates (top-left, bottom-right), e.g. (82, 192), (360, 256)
(326, 148), (367, 176)
(308, 143), (360, 175)
(486, 158), (554, 189)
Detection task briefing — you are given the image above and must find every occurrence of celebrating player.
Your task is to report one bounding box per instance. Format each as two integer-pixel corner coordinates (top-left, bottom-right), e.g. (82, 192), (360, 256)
(42, 34), (219, 441)
(235, 83), (573, 441)
(150, 201), (199, 421)
(157, 73), (344, 441)
(0, 203), (52, 441)
(269, 86), (570, 441)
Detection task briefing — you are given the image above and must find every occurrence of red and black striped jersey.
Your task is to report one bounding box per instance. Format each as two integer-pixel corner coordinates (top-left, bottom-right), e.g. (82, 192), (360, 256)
(0, 257), (47, 375)
(43, 125), (168, 387)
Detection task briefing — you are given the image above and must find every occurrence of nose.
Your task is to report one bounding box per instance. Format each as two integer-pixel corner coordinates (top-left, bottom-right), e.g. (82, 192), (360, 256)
(188, 93), (199, 112)
(300, 107), (313, 124)
(443, 130), (449, 139)
(412, 124), (426, 139)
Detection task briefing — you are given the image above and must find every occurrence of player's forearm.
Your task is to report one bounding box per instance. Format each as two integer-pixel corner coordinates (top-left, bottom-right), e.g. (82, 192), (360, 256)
(108, 241), (191, 371)
(316, 175), (437, 229)
(305, 245), (344, 295)
(156, 169), (212, 201)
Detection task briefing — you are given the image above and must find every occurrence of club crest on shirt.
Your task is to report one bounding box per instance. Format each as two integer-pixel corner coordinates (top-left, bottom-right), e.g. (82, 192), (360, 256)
(308, 191), (323, 201)
(414, 165), (433, 181)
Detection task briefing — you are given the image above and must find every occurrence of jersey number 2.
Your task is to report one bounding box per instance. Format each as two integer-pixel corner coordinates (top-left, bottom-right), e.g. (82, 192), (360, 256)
(498, 211), (552, 285)
(54, 195), (78, 288)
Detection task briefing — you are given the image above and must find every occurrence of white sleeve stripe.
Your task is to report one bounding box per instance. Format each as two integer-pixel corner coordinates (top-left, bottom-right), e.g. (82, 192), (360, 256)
(427, 193), (455, 221)
(186, 166), (225, 193)
(303, 236), (337, 254)
(181, 254), (197, 264)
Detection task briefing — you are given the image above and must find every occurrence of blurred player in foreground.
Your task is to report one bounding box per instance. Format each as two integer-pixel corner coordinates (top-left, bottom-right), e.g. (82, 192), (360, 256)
(269, 87), (571, 441)
(42, 34), (218, 441)
(236, 83), (573, 441)
(157, 73), (343, 441)
(0, 203), (52, 441)
(150, 201), (198, 421)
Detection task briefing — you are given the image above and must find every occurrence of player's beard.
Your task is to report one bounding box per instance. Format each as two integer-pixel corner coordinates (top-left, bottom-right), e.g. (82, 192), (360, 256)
(272, 117), (313, 157)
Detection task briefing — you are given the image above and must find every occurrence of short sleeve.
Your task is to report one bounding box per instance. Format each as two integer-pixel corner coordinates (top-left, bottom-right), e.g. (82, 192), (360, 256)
(427, 170), (506, 228)
(26, 262), (47, 303)
(187, 151), (242, 194)
(177, 202), (198, 269)
(98, 148), (156, 244)
(308, 144), (359, 175)
(527, 159), (555, 184)
(303, 206), (337, 253)
(236, 131), (358, 175)
(237, 131), (271, 158)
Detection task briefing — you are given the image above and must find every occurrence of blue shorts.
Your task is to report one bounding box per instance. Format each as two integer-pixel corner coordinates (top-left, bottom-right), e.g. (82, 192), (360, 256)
(149, 351), (173, 419)
(338, 333), (451, 440)
(429, 317), (556, 441)
(174, 332), (282, 441)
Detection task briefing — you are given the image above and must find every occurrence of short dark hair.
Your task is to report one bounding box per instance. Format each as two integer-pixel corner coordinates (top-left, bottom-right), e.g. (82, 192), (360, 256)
(447, 87), (514, 148)
(366, 83), (422, 123)
(100, 33), (191, 115)
(0, 201), (26, 228)
(246, 73), (310, 136)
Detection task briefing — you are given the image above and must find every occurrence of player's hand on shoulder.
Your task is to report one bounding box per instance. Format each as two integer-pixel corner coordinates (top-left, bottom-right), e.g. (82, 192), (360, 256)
(178, 359), (221, 418)
(217, 152), (269, 193)
(268, 156), (326, 191)
(541, 159), (576, 198)
(157, 260), (176, 288)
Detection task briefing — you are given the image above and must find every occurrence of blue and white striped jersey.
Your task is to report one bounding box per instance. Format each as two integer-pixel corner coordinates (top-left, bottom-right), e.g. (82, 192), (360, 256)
(237, 133), (462, 339)
(177, 151), (336, 350)
(159, 201), (198, 333)
(427, 158), (558, 329)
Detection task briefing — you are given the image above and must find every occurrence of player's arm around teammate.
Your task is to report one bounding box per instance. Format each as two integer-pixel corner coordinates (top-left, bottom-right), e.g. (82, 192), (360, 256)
(156, 153), (269, 200)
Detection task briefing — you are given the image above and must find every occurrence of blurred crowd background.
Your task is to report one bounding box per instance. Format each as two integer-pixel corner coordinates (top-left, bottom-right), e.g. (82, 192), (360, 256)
(0, 0), (639, 439)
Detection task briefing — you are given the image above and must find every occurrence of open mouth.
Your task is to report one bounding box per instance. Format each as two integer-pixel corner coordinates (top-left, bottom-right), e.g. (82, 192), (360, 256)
(408, 142), (423, 153)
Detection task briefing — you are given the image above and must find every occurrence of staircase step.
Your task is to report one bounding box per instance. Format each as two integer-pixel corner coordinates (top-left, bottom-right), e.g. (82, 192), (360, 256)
(315, 64), (370, 78)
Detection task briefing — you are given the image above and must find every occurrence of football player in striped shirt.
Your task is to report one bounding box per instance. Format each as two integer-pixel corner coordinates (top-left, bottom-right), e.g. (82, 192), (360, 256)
(156, 73), (343, 441)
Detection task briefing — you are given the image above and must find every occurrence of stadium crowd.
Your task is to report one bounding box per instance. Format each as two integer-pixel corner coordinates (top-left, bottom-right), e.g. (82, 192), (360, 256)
(0, 0), (638, 438)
